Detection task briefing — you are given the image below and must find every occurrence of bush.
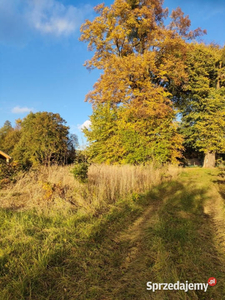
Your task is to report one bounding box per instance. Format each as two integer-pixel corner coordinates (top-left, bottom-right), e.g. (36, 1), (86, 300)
(0, 161), (21, 187)
(71, 163), (88, 183)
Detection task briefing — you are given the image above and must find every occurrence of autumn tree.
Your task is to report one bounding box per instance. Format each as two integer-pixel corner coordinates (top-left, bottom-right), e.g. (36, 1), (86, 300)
(12, 112), (77, 167)
(80, 0), (205, 163)
(181, 43), (225, 167)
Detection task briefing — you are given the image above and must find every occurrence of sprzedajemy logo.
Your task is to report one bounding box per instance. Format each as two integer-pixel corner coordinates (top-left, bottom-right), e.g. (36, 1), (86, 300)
(146, 278), (217, 293)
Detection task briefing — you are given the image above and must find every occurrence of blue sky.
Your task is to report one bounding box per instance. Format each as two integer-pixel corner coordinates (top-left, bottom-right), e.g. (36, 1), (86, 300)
(0, 0), (224, 146)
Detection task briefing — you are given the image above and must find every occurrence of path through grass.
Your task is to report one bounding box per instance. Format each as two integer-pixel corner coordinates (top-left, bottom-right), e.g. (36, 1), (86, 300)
(1, 168), (225, 299)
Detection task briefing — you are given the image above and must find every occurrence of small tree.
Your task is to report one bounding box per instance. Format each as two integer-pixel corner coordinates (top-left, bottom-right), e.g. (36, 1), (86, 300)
(71, 163), (88, 183)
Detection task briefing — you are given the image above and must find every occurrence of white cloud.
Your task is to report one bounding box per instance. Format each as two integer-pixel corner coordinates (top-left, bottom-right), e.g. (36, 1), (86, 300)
(11, 106), (33, 114)
(26, 0), (92, 37)
(78, 120), (91, 130)
(0, 0), (92, 44)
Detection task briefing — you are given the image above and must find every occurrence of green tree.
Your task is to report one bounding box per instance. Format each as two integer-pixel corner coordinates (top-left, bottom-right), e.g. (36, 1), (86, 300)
(83, 103), (123, 164)
(0, 121), (12, 135)
(0, 121), (13, 152)
(12, 112), (77, 167)
(181, 43), (225, 167)
(84, 103), (183, 164)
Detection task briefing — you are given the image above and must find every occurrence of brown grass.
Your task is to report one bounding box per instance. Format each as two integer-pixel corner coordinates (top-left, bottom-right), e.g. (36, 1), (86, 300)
(0, 164), (180, 212)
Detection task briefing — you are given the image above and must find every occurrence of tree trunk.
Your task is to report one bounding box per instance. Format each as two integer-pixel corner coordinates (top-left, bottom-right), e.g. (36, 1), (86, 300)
(203, 151), (216, 168)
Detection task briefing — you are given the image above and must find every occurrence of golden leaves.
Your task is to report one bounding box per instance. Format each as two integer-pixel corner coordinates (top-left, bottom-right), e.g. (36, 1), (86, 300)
(80, 0), (207, 163)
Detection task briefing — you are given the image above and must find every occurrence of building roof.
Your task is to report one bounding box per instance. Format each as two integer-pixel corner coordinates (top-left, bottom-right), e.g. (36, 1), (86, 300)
(0, 150), (11, 160)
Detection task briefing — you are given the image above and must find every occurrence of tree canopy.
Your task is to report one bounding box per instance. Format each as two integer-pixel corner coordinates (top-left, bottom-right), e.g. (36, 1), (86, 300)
(0, 112), (78, 168)
(181, 43), (225, 167)
(83, 102), (183, 164)
(80, 0), (205, 107)
(80, 0), (206, 164)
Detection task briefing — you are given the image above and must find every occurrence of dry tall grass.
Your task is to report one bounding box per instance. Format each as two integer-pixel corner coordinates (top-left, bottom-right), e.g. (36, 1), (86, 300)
(0, 164), (180, 212)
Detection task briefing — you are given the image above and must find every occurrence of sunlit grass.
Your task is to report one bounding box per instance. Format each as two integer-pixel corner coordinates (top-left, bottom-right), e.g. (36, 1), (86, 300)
(1, 167), (225, 299)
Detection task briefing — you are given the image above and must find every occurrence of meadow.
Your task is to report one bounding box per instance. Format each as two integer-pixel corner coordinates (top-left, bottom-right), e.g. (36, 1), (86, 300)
(0, 165), (225, 299)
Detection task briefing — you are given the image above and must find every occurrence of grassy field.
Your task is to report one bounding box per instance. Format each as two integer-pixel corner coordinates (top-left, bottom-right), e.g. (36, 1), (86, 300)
(0, 166), (225, 299)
